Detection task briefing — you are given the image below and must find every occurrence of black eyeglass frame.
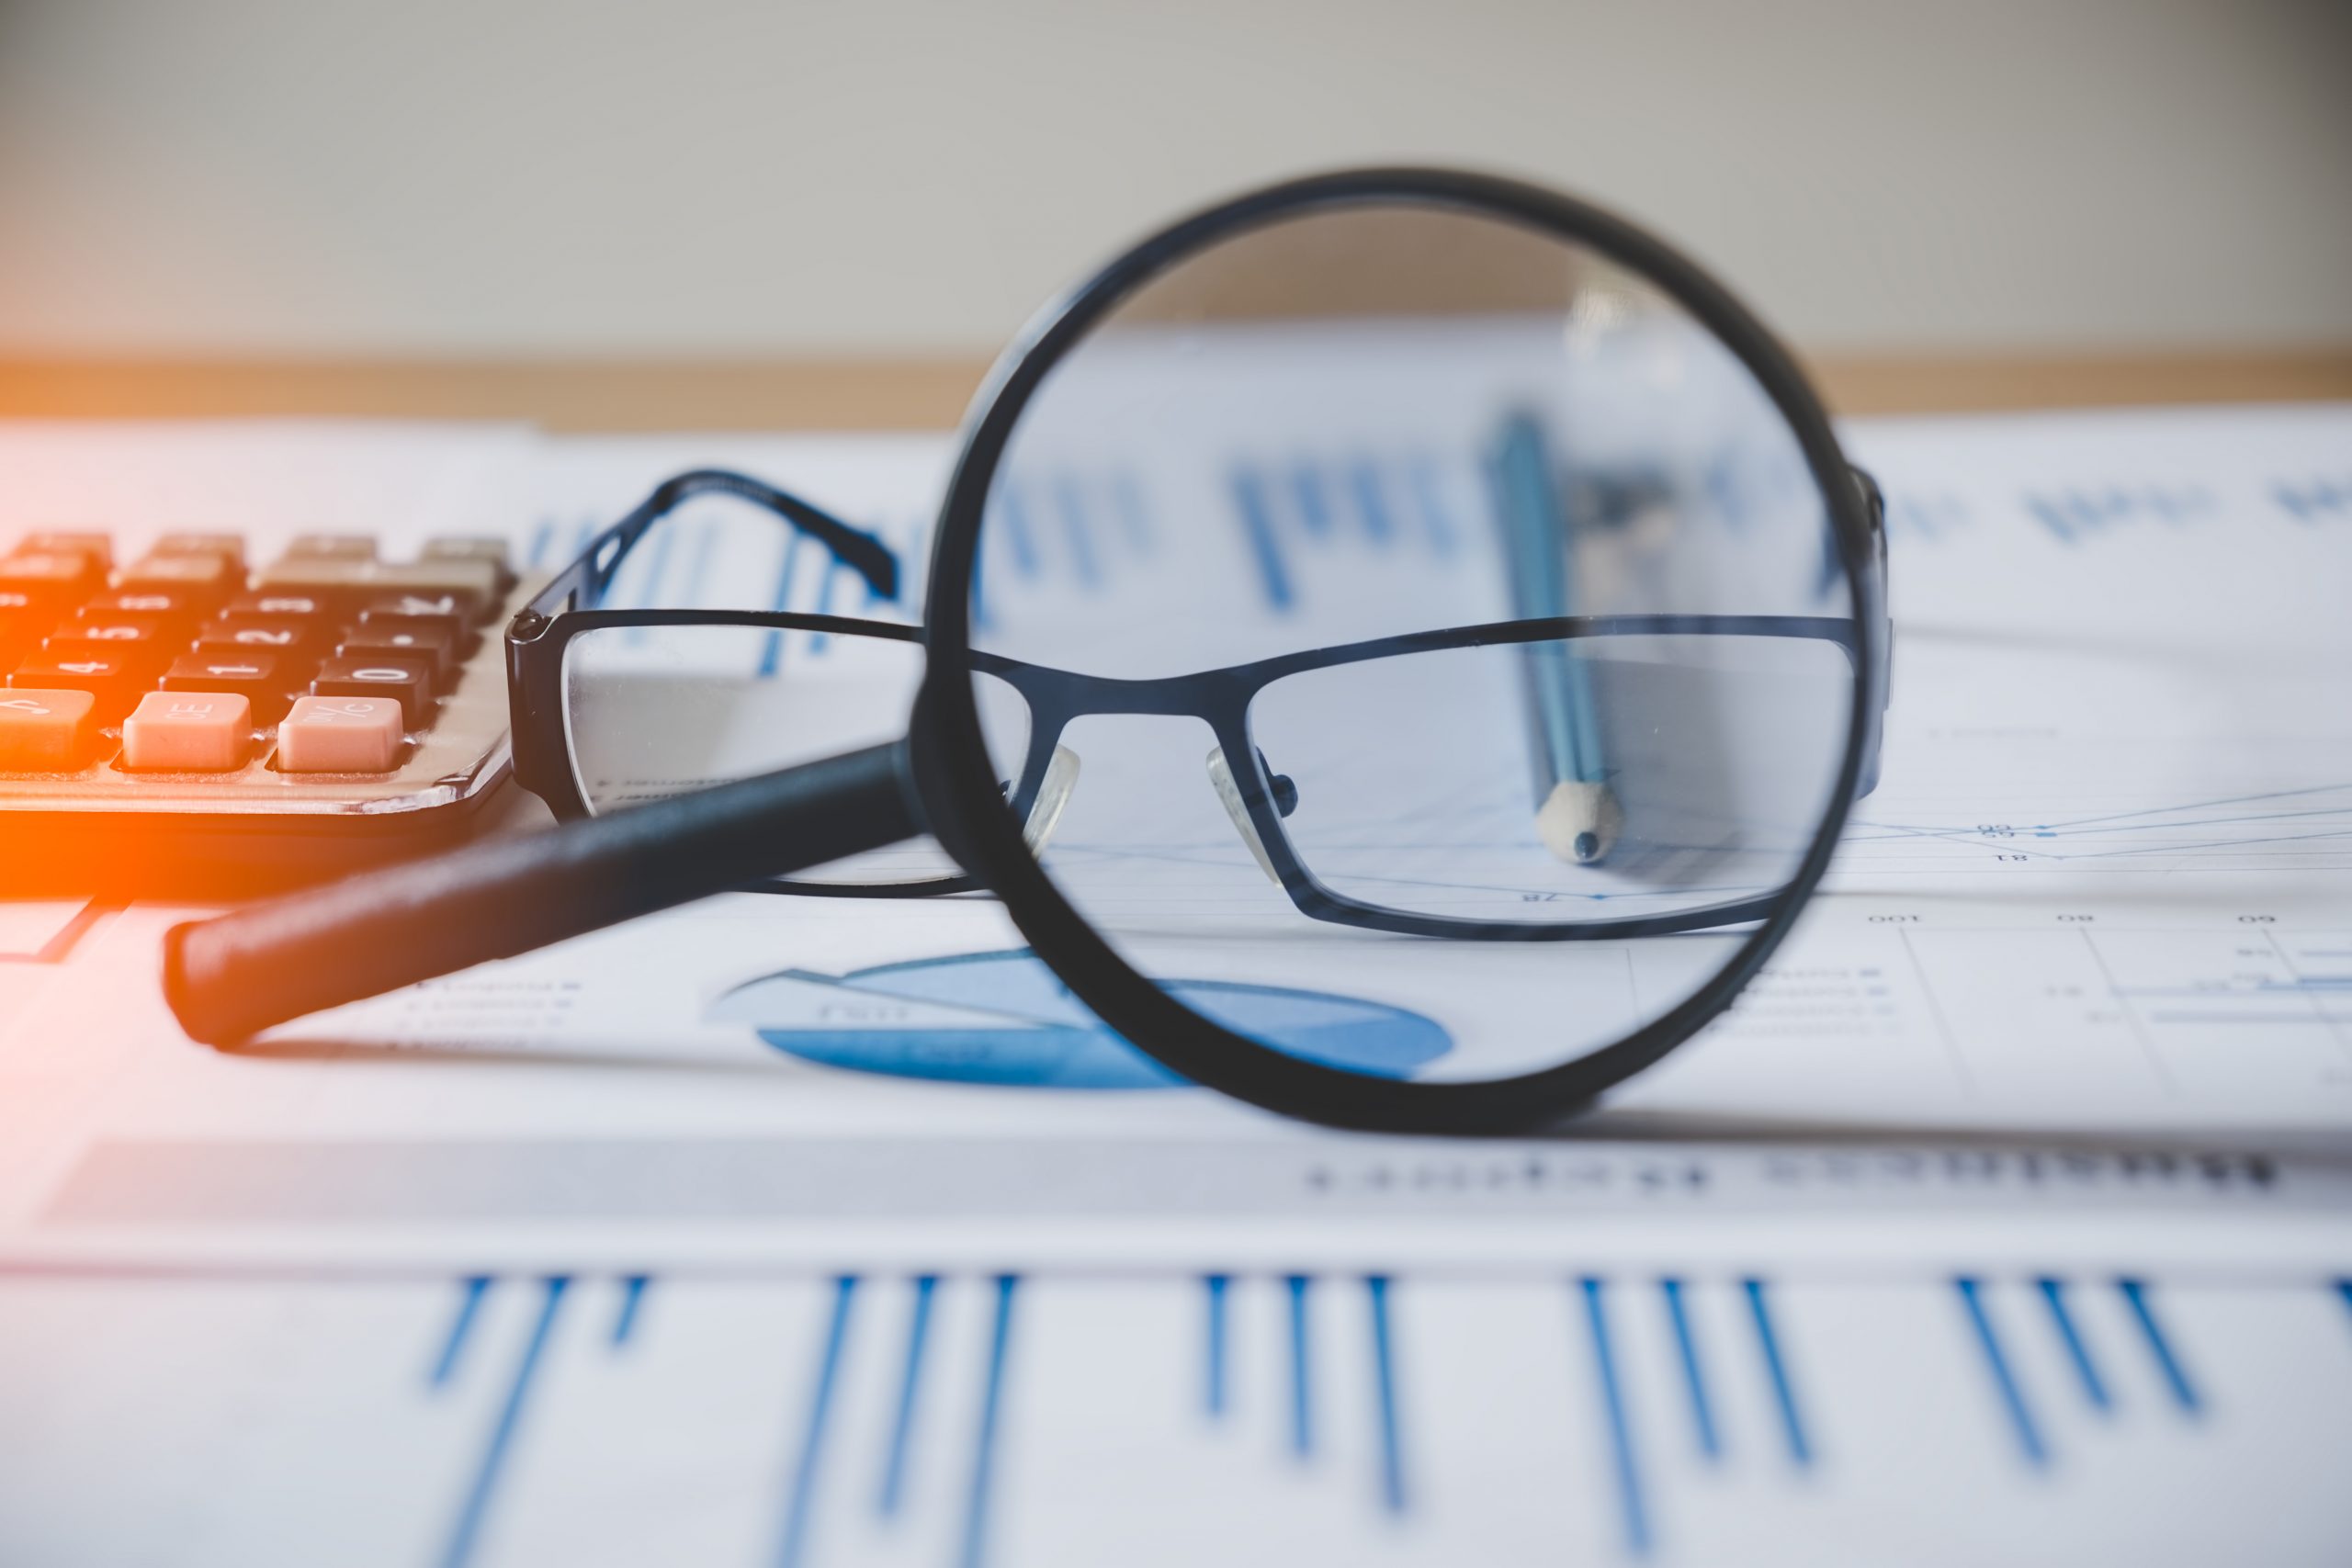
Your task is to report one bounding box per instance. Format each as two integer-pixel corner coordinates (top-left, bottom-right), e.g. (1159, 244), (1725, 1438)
(505, 455), (1888, 926)
(909, 166), (1893, 1134)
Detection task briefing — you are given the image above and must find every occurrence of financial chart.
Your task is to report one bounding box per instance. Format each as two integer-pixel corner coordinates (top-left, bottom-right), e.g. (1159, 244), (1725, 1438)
(4, 1260), (2349, 1567)
(0, 409), (2348, 1566)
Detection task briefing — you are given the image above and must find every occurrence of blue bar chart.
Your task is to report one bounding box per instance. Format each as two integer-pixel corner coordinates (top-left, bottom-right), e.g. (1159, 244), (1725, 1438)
(0, 1263), (2346, 1567)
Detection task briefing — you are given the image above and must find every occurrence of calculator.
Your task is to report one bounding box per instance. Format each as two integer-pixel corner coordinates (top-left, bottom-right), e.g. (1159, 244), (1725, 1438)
(0, 529), (545, 895)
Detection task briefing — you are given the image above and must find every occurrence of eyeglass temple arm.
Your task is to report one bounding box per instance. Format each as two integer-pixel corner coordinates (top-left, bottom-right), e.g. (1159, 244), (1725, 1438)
(549, 468), (900, 612)
(162, 740), (924, 1047)
(1849, 464), (1892, 798)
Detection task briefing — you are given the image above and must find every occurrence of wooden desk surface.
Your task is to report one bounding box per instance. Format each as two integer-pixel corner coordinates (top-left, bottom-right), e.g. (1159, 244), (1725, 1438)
(3, 351), (2348, 431)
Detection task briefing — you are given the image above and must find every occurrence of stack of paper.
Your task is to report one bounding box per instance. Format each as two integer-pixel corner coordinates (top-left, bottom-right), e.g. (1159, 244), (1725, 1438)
(0, 407), (2345, 1564)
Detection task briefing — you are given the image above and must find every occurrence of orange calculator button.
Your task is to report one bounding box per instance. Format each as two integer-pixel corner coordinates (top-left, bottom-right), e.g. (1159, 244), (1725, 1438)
(276, 694), (402, 773)
(120, 691), (254, 772)
(0, 688), (96, 769)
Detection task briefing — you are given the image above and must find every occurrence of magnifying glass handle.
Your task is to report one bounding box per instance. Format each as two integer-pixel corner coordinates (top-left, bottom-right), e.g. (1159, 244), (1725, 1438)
(164, 739), (924, 1047)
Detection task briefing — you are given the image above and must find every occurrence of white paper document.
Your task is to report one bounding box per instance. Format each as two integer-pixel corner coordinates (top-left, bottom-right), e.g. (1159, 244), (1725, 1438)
(3, 1260), (2348, 1567)
(0, 409), (2347, 1567)
(0, 411), (2346, 1238)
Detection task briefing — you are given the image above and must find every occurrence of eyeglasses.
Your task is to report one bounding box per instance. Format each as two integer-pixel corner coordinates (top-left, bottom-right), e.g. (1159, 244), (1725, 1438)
(165, 166), (1893, 1134)
(507, 461), (1884, 942)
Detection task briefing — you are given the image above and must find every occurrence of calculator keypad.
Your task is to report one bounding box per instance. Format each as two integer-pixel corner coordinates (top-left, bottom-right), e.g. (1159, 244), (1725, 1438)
(0, 531), (522, 778)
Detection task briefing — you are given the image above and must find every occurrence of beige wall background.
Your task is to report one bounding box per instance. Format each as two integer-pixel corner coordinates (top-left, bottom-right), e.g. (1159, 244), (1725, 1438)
(0, 0), (2346, 360)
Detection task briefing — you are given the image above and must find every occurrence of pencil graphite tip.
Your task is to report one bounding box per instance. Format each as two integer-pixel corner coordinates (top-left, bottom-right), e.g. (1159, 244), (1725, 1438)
(1537, 780), (1622, 866)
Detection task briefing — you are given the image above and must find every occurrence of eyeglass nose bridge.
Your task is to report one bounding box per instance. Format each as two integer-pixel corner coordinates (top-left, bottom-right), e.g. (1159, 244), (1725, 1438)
(994, 661), (1271, 864)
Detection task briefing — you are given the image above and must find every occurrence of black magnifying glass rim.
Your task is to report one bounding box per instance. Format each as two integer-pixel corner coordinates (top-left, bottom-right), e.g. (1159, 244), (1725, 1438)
(912, 165), (1884, 1136)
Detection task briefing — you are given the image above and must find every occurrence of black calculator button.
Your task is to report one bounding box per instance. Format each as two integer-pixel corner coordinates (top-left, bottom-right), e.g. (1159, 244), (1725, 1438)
(286, 534), (378, 560)
(153, 533), (247, 568)
(423, 536), (516, 593)
(311, 656), (434, 727)
(251, 558), (379, 613)
(368, 562), (501, 625)
(359, 599), (475, 657)
(198, 622), (317, 659)
(0, 552), (107, 605)
(340, 628), (454, 683)
(360, 593), (468, 630)
(86, 591), (205, 628)
(221, 592), (334, 627)
(119, 553), (241, 603)
(164, 651), (290, 722)
(47, 618), (180, 664)
(13, 652), (151, 721)
(15, 533), (113, 571)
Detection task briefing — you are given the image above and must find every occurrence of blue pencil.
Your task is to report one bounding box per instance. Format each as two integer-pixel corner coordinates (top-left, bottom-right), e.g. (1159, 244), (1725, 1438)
(1488, 412), (1618, 863)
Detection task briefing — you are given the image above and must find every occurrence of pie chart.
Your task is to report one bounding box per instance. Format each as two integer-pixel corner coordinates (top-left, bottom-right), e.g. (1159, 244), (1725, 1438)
(709, 948), (1452, 1089)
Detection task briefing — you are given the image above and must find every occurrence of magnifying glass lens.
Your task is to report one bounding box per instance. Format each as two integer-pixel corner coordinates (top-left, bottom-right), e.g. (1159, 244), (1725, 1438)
(961, 201), (1862, 1092)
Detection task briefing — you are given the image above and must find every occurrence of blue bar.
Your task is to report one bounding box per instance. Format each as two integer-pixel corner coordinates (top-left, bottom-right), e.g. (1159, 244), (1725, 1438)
(1289, 463), (1335, 536)
(2025, 493), (2076, 544)
(1204, 1275), (1231, 1420)
(439, 1276), (570, 1568)
(1230, 468), (1295, 612)
(620, 519), (677, 644)
(893, 514), (931, 594)
(1113, 470), (1152, 551)
(612, 1276), (650, 1348)
(878, 1275), (939, 1518)
(1284, 1274), (1313, 1459)
(525, 519), (554, 569)
(631, 512), (678, 607)
(2118, 1280), (2201, 1415)
(430, 1276), (493, 1388)
(1347, 460), (1396, 546)
(1056, 479), (1101, 590)
(678, 515), (718, 608)
(807, 560), (841, 653)
(957, 1275), (1020, 1568)
(998, 487), (1041, 580)
(2276, 479), (2351, 522)
(861, 518), (894, 609)
(2068, 490), (2109, 536)
(1580, 1278), (1650, 1558)
(1660, 1278), (1721, 1460)
(1958, 1279), (2049, 1467)
(1743, 1280), (1813, 1467)
(2035, 1279), (2110, 1412)
(1704, 456), (1748, 531)
(2337, 1280), (2352, 1324)
(1366, 1277), (1407, 1515)
(776, 1276), (858, 1568)
(756, 535), (804, 678)
(1407, 457), (1458, 555)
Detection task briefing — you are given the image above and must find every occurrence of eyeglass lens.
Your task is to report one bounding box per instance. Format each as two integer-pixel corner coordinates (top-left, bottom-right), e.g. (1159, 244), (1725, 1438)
(553, 498), (1007, 887)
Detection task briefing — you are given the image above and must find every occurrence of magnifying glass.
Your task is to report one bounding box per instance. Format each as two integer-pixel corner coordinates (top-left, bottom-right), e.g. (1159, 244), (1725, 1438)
(164, 167), (1889, 1134)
